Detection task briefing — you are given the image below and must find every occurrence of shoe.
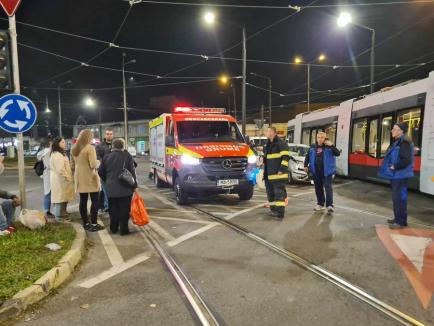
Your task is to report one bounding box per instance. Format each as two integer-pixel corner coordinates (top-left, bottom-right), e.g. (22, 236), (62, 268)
(327, 206), (334, 213)
(120, 231), (131, 236)
(103, 208), (109, 213)
(0, 229), (11, 236)
(89, 224), (105, 232)
(387, 219), (395, 224)
(269, 211), (284, 219)
(7, 226), (16, 233)
(46, 212), (55, 218)
(83, 223), (91, 231)
(389, 223), (406, 229)
(264, 203), (270, 208)
(314, 205), (325, 211)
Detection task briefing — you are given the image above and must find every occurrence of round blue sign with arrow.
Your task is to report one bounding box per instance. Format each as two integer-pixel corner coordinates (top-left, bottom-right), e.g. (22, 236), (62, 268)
(0, 94), (37, 134)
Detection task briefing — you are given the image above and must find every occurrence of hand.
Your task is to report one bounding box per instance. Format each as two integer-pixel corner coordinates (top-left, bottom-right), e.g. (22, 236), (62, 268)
(12, 196), (21, 207)
(324, 140), (333, 146)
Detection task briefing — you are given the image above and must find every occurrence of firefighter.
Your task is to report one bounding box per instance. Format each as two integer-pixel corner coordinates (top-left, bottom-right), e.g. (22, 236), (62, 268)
(263, 127), (289, 218)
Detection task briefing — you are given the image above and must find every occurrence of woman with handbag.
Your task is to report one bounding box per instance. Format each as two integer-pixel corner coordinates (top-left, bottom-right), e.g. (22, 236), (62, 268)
(71, 129), (104, 232)
(50, 137), (74, 222)
(98, 138), (137, 235)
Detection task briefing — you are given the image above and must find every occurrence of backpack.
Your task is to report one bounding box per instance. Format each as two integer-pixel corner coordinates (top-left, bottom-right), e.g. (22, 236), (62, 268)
(34, 160), (45, 176)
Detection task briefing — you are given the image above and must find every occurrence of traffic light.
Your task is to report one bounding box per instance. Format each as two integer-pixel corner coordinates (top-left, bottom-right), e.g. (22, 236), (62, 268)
(0, 30), (11, 90)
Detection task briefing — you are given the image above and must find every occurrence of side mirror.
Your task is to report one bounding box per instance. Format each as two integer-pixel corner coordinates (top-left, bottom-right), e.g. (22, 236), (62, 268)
(165, 135), (174, 147)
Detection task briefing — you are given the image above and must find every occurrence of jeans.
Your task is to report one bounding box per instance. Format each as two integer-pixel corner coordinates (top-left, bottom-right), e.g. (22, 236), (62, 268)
(79, 192), (99, 225)
(391, 179), (409, 226)
(0, 200), (16, 231)
(43, 191), (51, 213)
(101, 182), (109, 210)
(313, 174), (334, 207)
(53, 202), (68, 221)
(108, 196), (132, 235)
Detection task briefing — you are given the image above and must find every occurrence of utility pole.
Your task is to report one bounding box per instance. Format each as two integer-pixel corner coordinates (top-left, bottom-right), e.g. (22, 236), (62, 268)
(307, 63), (311, 112)
(241, 26), (247, 136)
(57, 86), (62, 137)
(260, 104), (264, 136)
(370, 30), (376, 94)
(232, 83), (237, 123)
(122, 53), (128, 145)
(268, 78), (272, 127)
(8, 15), (25, 207)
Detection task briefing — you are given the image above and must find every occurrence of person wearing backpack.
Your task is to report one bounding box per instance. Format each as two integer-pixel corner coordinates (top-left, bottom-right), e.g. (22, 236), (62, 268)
(36, 136), (53, 220)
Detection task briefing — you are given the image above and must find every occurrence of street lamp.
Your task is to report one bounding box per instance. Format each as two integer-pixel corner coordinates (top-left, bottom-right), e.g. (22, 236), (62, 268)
(45, 96), (51, 113)
(52, 80), (72, 137)
(84, 96), (101, 139)
(203, 11), (216, 25)
(219, 74), (229, 85)
(294, 54), (326, 112)
(122, 53), (136, 145)
(84, 97), (95, 108)
(337, 12), (375, 93)
(250, 72), (272, 127)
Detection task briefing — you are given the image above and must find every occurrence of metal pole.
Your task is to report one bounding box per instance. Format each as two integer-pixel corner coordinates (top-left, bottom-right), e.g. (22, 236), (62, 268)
(307, 63), (311, 112)
(370, 30), (376, 94)
(8, 15), (26, 207)
(99, 106), (102, 140)
(122, 53), (128, 145)
(241, 27), (247, 136)
(268, 78), (272, 127)
(232, 84), (237, 122)
(58, 86), (62, 137)
(260, 104), (264, 136)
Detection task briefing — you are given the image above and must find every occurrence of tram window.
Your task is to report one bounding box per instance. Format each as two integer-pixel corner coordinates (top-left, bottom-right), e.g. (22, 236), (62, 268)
(381, 117), (392, 156)
(351, 119), (367, 153)
(311, 129), (318, 145)
(368, 119), (378, 157)
(324, 124), (337, 144)
(397, 108), (422, 155)
(287, 130), (294, 143)
(302, 129), (310, 145)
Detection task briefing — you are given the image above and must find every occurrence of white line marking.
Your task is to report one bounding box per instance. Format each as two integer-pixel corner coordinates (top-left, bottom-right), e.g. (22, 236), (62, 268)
(149, 220), (176, 241)
(209, 212), (229, 216)
(167, 223), (220, 247)
(151, 216), (212, 225)
(10, 186), (40, 194)
(78, 252), (151, 288)
(291, 181), (356, 197)
(224, 203), (265, 220)
(97, 219), (124, 266)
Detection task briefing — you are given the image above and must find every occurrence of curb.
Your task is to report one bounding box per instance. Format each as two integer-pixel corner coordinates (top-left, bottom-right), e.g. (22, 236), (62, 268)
(0, 223), (86, 322)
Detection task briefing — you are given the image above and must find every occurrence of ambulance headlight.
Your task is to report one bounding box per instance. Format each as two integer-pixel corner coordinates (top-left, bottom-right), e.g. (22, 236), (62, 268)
(247, 154), (257, 164)
(181, 154), (200, 165)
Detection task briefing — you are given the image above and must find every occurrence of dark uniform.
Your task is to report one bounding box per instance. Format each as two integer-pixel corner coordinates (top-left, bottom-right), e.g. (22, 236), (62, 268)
(264, 136), (290, 217)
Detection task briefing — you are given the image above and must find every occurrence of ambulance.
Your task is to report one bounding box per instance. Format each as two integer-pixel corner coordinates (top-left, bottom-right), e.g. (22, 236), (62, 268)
(149, 107), (257, 205)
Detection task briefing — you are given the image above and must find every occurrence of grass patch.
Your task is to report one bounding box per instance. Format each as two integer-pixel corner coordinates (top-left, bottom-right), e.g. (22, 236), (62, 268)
(0, 223), (76, 303)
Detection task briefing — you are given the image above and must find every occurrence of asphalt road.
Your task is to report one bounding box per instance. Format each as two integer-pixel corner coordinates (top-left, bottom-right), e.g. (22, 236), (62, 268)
(3, 158), (434, 325)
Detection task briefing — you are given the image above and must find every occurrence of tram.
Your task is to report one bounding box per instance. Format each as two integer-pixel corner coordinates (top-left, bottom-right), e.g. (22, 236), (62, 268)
(287, 71), (434, 195)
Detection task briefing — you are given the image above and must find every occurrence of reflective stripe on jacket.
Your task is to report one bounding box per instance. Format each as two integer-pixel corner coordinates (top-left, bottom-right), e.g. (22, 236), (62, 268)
(379, 136), (414, 180)
(264, 137), (289, 182)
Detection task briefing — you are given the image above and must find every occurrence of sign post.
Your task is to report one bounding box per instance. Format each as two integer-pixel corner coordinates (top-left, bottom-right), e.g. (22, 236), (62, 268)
(0, 0), (26, 206)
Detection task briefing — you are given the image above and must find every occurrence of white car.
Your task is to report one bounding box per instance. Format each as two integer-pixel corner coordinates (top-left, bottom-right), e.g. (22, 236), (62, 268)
(287, 143), (311, 184)
(128, 146), (137, 157)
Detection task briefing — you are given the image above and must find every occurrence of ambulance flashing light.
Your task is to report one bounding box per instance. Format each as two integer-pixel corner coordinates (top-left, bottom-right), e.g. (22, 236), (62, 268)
(173, 107), (226, 114)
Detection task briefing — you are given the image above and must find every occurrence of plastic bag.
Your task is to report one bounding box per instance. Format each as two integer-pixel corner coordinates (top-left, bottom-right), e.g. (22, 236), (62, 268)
(18, 209), (46, 230)
(130, 191), (149, 226)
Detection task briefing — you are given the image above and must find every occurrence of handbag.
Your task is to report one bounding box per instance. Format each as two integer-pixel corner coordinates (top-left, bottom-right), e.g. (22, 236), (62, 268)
(118, 153), (136, 188)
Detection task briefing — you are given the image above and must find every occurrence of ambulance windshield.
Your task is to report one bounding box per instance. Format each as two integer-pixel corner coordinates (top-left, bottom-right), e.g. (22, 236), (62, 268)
(177, 121), (244, 143)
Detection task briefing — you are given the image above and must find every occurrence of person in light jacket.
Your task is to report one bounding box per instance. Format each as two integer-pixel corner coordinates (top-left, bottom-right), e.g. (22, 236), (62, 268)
(71, 129), (104, 232)
(36, 136), (53, 220)
(99, 138), (137, 235)
(50, 137), (74, 222)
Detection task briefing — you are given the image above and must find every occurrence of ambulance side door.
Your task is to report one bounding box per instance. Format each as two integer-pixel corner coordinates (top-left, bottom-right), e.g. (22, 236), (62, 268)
(165, 117), (176, 185)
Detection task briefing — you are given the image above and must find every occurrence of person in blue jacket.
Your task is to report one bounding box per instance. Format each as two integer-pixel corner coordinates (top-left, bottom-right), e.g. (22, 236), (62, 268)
(379, 123), (414, 229)
(304, 132), (341, 213)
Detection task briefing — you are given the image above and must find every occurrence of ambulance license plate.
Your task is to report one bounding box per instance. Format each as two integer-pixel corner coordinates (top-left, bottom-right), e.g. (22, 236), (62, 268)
(217, 179), (239, 187)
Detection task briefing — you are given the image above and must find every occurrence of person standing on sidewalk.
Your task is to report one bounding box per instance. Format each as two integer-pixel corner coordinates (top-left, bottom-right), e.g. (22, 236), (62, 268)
(99, 138), (137, 235)
(50, 137), (74, 222)
(379, 123), (414, 229)
(37, 136), (53, 220)
(263, 127), (290, 219)
(96, 128), (113, 212)
(0, 156), (21, 236)
(304, 132), (341, 213)
(71, 129), (104, 232)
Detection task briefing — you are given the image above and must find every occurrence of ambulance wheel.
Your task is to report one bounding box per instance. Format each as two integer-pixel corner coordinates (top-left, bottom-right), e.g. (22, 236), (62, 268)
(174, 177), (188, 205)
(238, 185), (254, 201)
(154, 170), (165, 188)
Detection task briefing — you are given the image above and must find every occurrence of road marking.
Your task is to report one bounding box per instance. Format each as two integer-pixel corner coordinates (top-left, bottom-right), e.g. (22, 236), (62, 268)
(290, 181), (356, 197)
(97, 219), (124, 266)
(151, 216), (213, 225)
(224, 203), (265, 220)
(209, 212), (229, 217)
(78, 252), (151, 289)
(149, 220), (176, 241)
(167, 223), (220, 247)
(376, 225), (434, 309)
(10, 186), (40, 194)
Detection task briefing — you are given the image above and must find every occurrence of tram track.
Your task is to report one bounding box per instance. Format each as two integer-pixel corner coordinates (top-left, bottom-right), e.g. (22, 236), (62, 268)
(187, 203), (426, 326)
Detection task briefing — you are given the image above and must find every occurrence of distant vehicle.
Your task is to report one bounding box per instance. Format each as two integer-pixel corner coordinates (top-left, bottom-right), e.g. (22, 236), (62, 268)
(128, 146), (137, 157)
(287, 143), (310, 184)
(250, 136), (267, 155)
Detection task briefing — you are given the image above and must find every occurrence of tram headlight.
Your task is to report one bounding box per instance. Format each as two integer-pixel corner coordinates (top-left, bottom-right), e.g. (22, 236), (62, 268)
(247, 154), (257, 164)
(181, 154), (200, 165)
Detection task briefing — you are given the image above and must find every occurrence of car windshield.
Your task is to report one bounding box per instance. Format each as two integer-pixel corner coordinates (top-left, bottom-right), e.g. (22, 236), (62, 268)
(177, 121), (244, 143)
(288, 146), (309, 157)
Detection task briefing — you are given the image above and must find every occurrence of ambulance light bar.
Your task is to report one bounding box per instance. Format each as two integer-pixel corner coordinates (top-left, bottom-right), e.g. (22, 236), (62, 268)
(173, 107), (226, 114)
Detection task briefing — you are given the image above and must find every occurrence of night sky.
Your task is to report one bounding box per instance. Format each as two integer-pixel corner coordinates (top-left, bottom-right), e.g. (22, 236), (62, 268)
(0, 0), (433, 137)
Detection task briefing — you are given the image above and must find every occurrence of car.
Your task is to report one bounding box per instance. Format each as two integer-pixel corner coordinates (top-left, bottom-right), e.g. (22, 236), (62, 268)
(128, 146), (137, 157)
(287, 143), (311, 184)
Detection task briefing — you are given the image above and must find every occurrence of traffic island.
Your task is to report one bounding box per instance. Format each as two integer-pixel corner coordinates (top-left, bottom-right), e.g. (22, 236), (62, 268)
(0, 222), (86, 322)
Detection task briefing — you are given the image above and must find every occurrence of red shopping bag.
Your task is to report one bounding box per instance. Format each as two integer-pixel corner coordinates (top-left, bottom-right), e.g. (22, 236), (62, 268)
(131, 191), (150, 226)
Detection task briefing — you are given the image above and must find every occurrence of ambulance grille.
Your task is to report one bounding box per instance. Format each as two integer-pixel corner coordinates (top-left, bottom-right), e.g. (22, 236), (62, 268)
(202, 157), (248, 173)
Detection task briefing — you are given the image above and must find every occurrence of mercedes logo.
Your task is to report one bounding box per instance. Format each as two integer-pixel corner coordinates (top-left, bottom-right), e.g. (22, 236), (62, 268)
(221, 159), (232, 169)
